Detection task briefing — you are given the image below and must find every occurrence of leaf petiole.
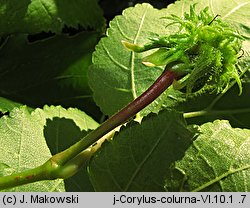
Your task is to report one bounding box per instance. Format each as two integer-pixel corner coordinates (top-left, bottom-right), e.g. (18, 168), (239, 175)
(0, 68), (181, 190)
(184, 108), (250, 119)
(51, 68), (181, 165)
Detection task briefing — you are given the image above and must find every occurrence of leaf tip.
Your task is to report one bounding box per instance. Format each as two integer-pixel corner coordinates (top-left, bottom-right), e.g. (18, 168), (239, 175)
(121, 40), (132, 50)
(121, 40), (144, 52)
(142, 61), (156, 67)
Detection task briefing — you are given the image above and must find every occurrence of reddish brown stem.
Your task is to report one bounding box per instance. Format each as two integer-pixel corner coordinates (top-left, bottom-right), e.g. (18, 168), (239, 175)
(53, 68), (181, 165)
(0, 68), (181, 190)
(108, 69), (180, 125)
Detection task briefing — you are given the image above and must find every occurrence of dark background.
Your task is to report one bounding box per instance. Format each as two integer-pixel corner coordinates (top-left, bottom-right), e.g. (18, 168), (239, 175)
(0, 0), (177, 121)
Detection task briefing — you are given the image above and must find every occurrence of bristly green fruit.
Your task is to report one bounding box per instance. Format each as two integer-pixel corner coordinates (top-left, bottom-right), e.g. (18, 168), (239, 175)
(122, 5), (244, 94)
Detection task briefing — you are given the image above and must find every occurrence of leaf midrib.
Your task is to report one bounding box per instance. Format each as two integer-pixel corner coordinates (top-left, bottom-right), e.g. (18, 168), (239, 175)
(130, 4), (150, 102)
(222, 1), (250, 19)
(191, 123), (250, 192)
(192, 164), (250, 192)
(124, 120), (171, 191)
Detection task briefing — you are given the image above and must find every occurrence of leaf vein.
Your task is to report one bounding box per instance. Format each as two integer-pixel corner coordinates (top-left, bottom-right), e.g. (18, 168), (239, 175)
(105, 149), (123, 191)
(124, 120), (170, 191)
(17, 120), (24, 172)
(130, 4), (150, 101)
(192, 164), (250, 192)
(222, 1), (250, 19)
(101, 42), (129, 71)
(116, 18), (133, 41)
(38, 0), (54, 22)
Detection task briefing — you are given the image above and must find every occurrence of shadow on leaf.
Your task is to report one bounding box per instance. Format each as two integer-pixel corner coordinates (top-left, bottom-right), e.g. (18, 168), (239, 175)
(43, 117), (94, 191)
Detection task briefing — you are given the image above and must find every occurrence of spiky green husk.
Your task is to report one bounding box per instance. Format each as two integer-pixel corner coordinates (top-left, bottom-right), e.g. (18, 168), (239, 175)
(123, 5), (244, 94)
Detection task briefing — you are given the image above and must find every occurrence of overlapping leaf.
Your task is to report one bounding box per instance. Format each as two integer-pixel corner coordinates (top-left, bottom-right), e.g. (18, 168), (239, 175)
(180, 83), (250, 129)
(0, 32), (100, 117)
(0, 97), (24, 113)
(89, 1), (250, 118)
(0, 105), (98, 191)
(0, 0), (104, 35)
(89, 3), (181, 117)
(164, 120), (250, 191)
(89, 110), (194, 191)
(165, 0), (250, 50)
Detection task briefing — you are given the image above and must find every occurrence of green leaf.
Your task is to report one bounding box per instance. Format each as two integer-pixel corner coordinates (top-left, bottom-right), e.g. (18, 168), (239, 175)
(89, 4), (174, 117)
(0, 105), (98, 191)
(41, 110), (98, 192)
(185, 0), (250, 51)
(181, 83), (250, 129)
(88, 110), (194, 191)
(0, 97), (24, 113)
(0, 32), (100, 117)
(164, 120), (250, 192)
(89, 1), (250, 117)
(64, 167), (94, 192)
(176, 58), (250, 129)
(164, 0), (250, 56)
(0, 0), (104, 35)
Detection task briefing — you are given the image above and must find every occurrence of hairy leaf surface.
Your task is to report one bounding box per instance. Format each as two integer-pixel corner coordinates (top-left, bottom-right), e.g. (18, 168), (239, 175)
(89, 110), (194, 191)
(89, 4), (178, 117)
(165, 120), (250, 191)
(89, 1), (250, 117)
(0, 106), (98, 191)
(178, 58), (250, 128)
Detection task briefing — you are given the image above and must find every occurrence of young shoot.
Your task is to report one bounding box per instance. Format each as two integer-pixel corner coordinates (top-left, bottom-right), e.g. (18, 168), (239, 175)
(0, 4), (245, 191)
(123, 5), (244, 94)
